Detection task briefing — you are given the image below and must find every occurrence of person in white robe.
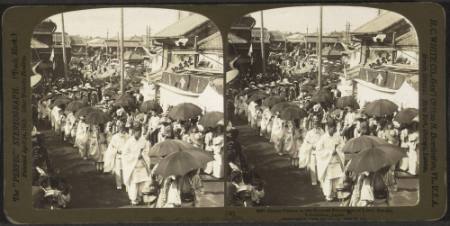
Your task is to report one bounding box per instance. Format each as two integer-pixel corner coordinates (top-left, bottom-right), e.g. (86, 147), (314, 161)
(260, 107), (272, 137)
(51, 105), (62, 133)
(64, 112), (76, 143)
(204, 129), (224, 178)
(74, 117), (90, 160)
(122, 127), (152, 205)
(164, 176), (182, 208)
(270, 112), (285, 155)
(104, 124), (129, 190)
(407, 123), (419, 176)
(247, 100), (258, 128)
(298, 119), (324, 185)
(204, 129), (214, 152)
(399, 127), (409, 171)
(315, 120), (345, 201)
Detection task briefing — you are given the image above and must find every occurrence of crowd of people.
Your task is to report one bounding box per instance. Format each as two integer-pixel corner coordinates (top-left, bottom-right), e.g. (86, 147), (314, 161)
(32, 71), (224, 208)
(227, 59), (419, 207)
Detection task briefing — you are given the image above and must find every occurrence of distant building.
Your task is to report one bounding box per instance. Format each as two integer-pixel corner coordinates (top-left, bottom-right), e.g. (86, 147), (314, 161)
(31, 20), (71, 78)
(146, 14), (224, 112)
(340, 11), (419, 109)
(227, 16), (255, 80)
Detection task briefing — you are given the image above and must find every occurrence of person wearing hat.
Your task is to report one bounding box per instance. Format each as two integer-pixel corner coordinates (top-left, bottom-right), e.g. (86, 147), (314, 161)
(146, 110), (161, 145)
(340, 106), (357, 140)
(122, 126), (152, 205)
(315, 119), (345, 201)
(104, 123), (129, 190)
(298, 117), (324, 185)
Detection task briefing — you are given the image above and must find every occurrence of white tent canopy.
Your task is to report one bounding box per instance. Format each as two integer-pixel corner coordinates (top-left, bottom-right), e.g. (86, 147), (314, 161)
(197, 83), (224, 113)
(393, 81), (419, 109)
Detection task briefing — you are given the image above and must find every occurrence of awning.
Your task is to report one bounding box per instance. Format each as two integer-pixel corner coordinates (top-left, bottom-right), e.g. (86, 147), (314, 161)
(31, 38), (48, 49)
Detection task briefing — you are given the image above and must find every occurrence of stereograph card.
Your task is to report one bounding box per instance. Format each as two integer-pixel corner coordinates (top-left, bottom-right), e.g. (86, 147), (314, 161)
(1, 2), (447, 223)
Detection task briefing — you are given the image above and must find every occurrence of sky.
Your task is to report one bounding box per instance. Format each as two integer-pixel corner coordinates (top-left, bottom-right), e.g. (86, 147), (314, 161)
(249, 6), (381, 34)
(46, 8), (192, 38)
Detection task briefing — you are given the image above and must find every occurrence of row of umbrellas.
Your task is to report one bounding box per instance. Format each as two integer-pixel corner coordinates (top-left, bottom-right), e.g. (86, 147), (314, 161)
(51, 96), (224, 128)
(244, 89), (418, 124)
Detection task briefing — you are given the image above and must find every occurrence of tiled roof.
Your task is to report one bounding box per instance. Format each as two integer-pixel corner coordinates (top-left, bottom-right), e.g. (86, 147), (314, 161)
(153, 14), (210, 38)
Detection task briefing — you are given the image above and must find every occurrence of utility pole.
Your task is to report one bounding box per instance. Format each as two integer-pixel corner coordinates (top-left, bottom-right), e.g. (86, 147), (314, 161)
(260, 10), (266, 75)
(60, 13), (68, 78)
(317, 6), (323, 90)
(120, 8), (125, 94)
(106, 29), (109, 57)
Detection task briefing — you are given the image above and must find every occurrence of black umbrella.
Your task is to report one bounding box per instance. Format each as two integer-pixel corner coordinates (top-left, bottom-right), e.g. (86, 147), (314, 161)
(280, 106), (307, 121)
(262, 96), (285, 108)
(310, 90), (333, 104)
(363, 99), (398, 117)
(85, 108), (111, 125)
(140, 100), (163, 113)
(199, 111), (224, 128)
(74, 106), (95, 118)
(154, 149), (213, 177)
(342, 135), (388, 154)
(336, 96), (360, 109)
(246, 91), (268, 104)
(168, 103), (202, 121)
(394, 108), (418, 124)
(49, 97), (72, 108)
(149, 139), (200, 157)
(113, 94), (136, 108)
(65, 100), (88, 113)
(271, 102), (297, 114)
(347, 144), (406, 174)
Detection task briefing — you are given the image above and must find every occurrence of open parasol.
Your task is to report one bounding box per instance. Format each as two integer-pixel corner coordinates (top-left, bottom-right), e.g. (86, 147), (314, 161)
(239, 88), (259, 96)
(363, 99), (398, 117)
(65, 100), (88, 113)
(394, 108), (418, 124)
(140, 100), (163, 114)
(310, 90), (333, 104)
(271, 102), (297, 114)
(102, 88), (117, 97)
(74, 106), (95, 118)
(149, 139), (200, 157)
(113, 94), (136, 108)
(168, 103), (202, 121)
(246, 91), (268, 104)
(262, 96), (285, 108)
(347, 144), (406, 174)
(336, 96), (360, 109)
(153, 149), (213, 177)
(199, 111), (224, 128)
(280, 106), (307, 121)
(342, 135), (388, 154)
(49, 97), (72, 108)
(85, 108), (111, 125)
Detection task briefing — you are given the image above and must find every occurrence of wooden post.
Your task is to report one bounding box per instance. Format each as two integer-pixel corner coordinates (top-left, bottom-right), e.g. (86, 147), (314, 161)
(317, 6), (323, 90)
(120, 8), (125, 94)
(61, 13), (68, 78)
(260, 10), (266, 75)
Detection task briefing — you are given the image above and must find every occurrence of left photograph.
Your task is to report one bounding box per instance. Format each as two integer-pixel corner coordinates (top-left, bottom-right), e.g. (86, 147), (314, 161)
(30, 8), (224, 209)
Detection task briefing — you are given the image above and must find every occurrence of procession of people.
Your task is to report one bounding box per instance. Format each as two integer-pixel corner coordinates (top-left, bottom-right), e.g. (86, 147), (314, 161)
(32, 64), (224, 208)
(227, 55), (419, 206)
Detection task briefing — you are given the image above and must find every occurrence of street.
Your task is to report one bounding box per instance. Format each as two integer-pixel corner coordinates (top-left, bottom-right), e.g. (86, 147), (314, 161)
(38, 122), (224, 208)
(232, 117), (419, 207)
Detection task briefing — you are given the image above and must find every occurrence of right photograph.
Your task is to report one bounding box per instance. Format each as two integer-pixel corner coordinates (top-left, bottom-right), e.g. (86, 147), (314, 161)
(225, 6), (419, 207)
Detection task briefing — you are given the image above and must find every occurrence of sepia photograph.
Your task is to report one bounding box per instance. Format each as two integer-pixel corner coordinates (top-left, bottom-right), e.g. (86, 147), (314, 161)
(226, 6), (419, 207)
(30, 8), (224, 209)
